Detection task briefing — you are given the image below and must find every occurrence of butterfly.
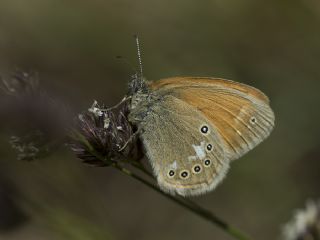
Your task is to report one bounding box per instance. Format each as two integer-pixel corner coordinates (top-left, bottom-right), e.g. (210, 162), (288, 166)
(126, 37), (275, 196)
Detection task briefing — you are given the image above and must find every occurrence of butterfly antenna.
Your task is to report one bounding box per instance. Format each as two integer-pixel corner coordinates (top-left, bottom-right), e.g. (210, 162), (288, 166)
(134, 34), (143, 78)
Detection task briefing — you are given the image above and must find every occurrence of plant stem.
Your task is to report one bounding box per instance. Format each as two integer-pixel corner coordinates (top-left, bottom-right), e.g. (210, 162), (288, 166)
(112, 162), (252, 240)
(71, 133), (252, 240)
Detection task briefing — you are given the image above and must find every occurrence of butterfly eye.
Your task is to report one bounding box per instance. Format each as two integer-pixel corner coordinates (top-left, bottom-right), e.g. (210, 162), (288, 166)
(192, 165), (202, 174)
(206, 144), (213, 151)
(167, 170), (175, 178)
(250, 116), (257, 125)
(200, 125), (209, 134)
(180, 170), (190, 179)
(204, 159), (211, 167)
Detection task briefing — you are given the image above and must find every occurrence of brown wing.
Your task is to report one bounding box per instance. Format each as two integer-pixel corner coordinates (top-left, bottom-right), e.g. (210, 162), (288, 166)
(148, 77), (275, 160)
(136, 95), (229, 196)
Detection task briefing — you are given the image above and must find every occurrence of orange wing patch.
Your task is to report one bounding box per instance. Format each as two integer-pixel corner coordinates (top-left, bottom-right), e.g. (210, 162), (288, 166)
(148, 77), (270, 103)
(149, 77), (275, 160)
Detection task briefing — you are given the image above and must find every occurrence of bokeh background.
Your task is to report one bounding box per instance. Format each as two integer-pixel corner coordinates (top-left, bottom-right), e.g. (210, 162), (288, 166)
(0, 0), (320, 239)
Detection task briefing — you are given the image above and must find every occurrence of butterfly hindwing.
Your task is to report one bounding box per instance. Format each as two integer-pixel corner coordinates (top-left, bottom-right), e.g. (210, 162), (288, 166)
(137, 95), (229, 196)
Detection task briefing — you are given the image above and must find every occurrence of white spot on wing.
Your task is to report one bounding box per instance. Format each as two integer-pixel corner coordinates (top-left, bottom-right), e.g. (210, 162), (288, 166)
(168, 161), (178, 170)
(236, 130), (242, 136)
(236, 106), (247, 122)
(188, 141), (206, 161)
(188, 156), (197, 161)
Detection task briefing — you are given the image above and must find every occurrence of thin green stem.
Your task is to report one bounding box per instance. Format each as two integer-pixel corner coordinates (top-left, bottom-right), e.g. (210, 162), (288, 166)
(72, 133), (253, 240)
(112, 162), (252, 240)
(123, 159), (154, 178)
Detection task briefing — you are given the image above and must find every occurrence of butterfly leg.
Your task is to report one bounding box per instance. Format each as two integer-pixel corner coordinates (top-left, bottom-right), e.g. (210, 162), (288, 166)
(118, 127), (143, 152)
(106, 95), (132, 111)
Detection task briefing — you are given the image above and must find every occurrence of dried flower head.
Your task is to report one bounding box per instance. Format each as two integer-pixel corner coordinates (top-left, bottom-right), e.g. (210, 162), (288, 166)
(9, 131), (54, 161)
(70, 101), (142, 166)
(0, 71), (39, 96)
(283, 200), (320, 240)
(0, 71), (71, 161)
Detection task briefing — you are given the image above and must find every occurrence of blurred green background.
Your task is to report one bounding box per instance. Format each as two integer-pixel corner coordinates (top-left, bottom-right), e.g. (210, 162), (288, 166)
(0, 0), (320, 239)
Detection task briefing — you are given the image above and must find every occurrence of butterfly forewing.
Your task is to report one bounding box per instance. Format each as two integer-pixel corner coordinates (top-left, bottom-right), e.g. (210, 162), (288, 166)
(149, 77), (275, 161)
(149, 77), (270, 103)
(138, 95), (229, 196)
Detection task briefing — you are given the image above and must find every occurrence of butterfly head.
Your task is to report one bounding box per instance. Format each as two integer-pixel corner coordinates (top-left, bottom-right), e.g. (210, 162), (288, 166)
(128, 73), (148, 96)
